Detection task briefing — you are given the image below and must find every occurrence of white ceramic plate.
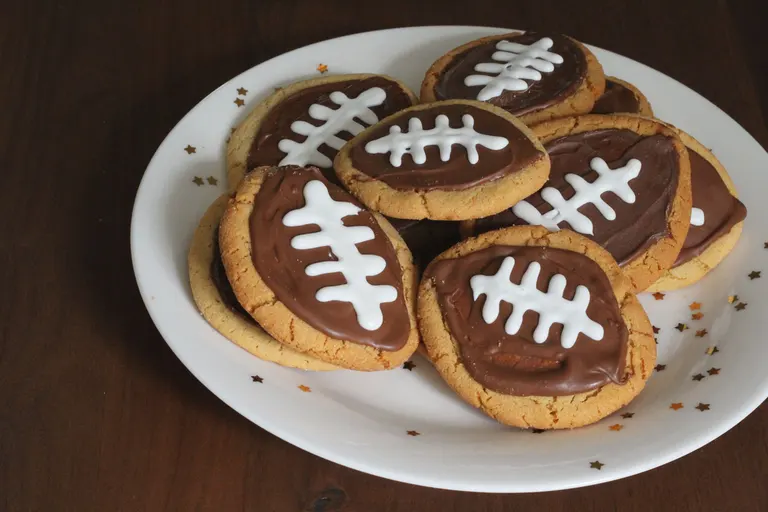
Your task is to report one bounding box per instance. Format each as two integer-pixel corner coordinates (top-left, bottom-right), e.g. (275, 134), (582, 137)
(131, 26), (768, 492)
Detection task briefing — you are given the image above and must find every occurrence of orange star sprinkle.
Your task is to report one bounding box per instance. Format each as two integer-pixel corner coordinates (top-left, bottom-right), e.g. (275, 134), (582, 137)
(317, 63), (328, 73)
(609, 424), (623, 431)
(652, 292), (665, 300)
(695, 329), (708, 337)
(670, 403), (684, 411)
(707, 367), (721, 376)
(689, 302), (702, 310)
(298, 385), (311, 392)
(691, 312), (704, 320)
(234, 98), (245, 107)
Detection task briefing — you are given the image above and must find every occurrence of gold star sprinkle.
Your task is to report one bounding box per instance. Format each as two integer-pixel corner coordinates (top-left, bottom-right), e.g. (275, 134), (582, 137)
(728, 295), (739, 304)
(590, 461), (604, 470)
(403, 361), (416, 371)
(735, 302), (748, 311)
(407, 430), (420, 436)
(236, 87), (248, 96)
(654, 364), (666, 372)
(670, 403), (684, 411)
(317, 63), (328, 73)
(620, 412), (634, 419)
(691, 312), (704, 320)
(748, 271), (761, 280)
(707, 367), (721, 376)
(706, 346), (719, 355)
(695, 329), (708, 337)
(695, 403), (710, 412)
(675, 323), (689, 332)
(652, 292), (665, 300)
(184, 145), (196, 154)
(192, 176), (204, 186)
(692, 374), (705, 381)
(234, 98), (245, 107)
(298, 385), (311, 392)
(251, 375), (263, 383)
(689, 302), (702, 310)
(609, 424), (623, 431)
(206, 176), (218, 185)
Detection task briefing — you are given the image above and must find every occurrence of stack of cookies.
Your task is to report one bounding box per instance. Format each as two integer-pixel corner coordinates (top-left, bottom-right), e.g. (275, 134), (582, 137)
(189, 31), (746, 429)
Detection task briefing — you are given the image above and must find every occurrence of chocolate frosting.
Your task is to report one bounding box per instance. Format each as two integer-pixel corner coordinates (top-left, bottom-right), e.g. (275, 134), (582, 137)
(433, 33), (587, 116)
(349, 104), (543, 190)
(387, 218), (460, 270)
(249, 166), (410, 351)
(427, 246), (628, 396)
(474, 130), (680, 266)
(247, 77), (413, 183)
(674, 149), (746, 266)
(591, 78), (642, 115)
(211, 228), (255, 322)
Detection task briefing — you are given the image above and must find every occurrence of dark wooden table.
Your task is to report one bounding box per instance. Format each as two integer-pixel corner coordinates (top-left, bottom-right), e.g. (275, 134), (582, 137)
(2, 0), (767, 510)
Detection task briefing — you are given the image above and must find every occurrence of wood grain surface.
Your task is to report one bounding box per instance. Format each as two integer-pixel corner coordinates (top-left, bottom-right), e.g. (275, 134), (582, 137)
(1, 0), (766, 510)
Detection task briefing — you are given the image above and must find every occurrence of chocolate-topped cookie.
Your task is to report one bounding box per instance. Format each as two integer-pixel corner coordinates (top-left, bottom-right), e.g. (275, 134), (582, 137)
(418, 226), (655, 429)
(649, 128), (746, 291)
(464, 115), (692, 292)
(591, 76), (653, 116)
(218, 165), (420, 371)
(226, 74), (416, 192)
(188, 195), (337, 370)
(420, 32), (605, 125)
(334, 100), (550, 220)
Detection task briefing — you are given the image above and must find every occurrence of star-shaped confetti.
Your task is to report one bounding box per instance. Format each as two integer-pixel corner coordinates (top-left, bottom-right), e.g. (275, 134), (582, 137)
(407, 430), (420, 436)
(749, 271), (761, 280)
(728, 295), (739, 304)
(298, 384), (311, 392)
(531, 428), (545, 434)
(691, 312), (704, 320)
(237, 87), (248, 96)
(689, 302), (702, 310)
(652, 292), (665, 300)
(403, 361), (416, 371)
(696, 403), (710, 412)
(654, 364), (666, 372)
(707, 367), (721, 376)
(609, 424), (623, 431)
(317, 63), (328, 73)
(620, 412), (635, 419)
(251, 375), (263, 383)
(184, 145), (196, 154)
(735, 302), (748, 311)
(706, 346), (719, 355)
(692, 373), (705, 381)
(670, 403), (684, 411)
(590, 461), (604, 470)
(695, 329), (708, 337)
(192, 176), (204, 186)
(234, 98), (245, 107)
(652, 326), (660, 334)
(206, 176), (218, 185)
(675, 323), (689, 332)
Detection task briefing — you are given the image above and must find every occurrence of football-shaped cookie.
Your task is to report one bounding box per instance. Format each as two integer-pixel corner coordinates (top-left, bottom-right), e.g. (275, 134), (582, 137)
(465, 114), (692, 292)
(591, 76), (653, 116)
(334, 100), (550, 220)
(218, 165), (420, 371)
(226, 74), (416, 191)
(420, 32), (605, 125)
